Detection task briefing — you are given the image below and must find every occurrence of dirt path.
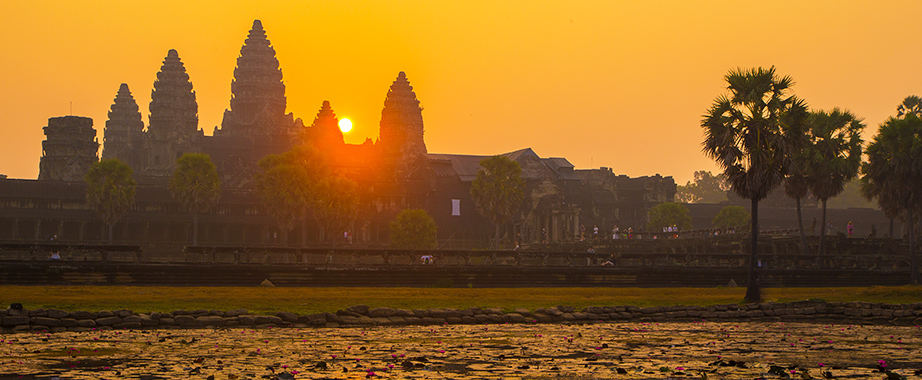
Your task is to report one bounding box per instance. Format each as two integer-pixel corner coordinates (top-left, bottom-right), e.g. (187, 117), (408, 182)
(1, 321), (920, 379)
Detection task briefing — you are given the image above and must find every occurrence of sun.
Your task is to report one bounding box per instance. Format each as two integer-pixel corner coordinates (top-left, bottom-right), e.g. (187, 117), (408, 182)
(339, 118), (353, 133)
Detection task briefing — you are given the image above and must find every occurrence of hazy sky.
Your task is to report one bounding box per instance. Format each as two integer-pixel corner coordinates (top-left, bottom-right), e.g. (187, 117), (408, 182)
(3, 1), (921, 184)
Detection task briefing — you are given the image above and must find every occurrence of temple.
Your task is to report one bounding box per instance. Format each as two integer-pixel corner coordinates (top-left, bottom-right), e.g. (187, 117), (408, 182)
(0, 19), (676, 252)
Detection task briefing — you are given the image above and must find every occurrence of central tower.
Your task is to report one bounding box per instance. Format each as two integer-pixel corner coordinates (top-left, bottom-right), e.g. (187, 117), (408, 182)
(216, 19), (292, 137)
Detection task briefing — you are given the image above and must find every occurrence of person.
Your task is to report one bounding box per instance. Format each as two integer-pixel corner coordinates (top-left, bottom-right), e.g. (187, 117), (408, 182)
(593, 225), (599, 239)
(612, 225), (620, 239)
(827, 221), (834, 235)
(847, 221), (854, 238)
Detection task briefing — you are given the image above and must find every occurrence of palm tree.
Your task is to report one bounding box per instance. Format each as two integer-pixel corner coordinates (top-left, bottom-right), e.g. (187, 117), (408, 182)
(897, 95), (922, 117)
(803, 109), (864, 255)
(862, 114), (922, 285)
(169, 153), (221, 246)
(470, 155), (526, 249)
(85, 159), (137, 244)
(781, 98), (811, 254)
(702, 66), (799, 303)
(311, 175), (359, 244)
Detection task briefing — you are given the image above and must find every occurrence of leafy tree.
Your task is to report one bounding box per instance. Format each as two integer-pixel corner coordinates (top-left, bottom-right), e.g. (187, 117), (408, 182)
(84, 159), (137, 244)
(389, 209), (438, 249)
(712, 205), (751, 230)
(312, 175), (359, 243)
(897, 95), (922, 118)
(256, 145), (328, 246)
(675, 170), (729, 203)
(169, 153), (221, 245)
(862, 114), (922, 284)
(702, 66), (800, 303)
(804, 109), (864, 255)
(827, 179), (877, 209)
(646, 202), (692, 231)
(470, 155), (526, 249)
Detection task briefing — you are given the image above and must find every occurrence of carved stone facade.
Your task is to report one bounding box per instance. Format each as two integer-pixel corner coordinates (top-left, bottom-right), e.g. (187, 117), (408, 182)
(38, 116), (98, 182)
(378, 72), (427, 172)
(101, 83), (144, 168)
(143, 49), (202, 177)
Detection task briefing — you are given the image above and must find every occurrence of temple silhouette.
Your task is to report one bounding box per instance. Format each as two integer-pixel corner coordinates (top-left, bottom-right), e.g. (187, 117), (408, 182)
(0, 20), (675, 251)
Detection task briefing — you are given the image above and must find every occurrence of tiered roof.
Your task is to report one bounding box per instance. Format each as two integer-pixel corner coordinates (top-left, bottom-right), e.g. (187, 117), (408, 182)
(378, 72), (427, 164)
(219, 19), (288, 136)
(101, 83), (144, 164)
(148, 49), (198, 140)
(307, 100), (344, 148)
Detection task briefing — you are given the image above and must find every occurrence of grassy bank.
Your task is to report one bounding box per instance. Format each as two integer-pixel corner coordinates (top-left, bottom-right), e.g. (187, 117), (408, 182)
(1, 286), (920, 315)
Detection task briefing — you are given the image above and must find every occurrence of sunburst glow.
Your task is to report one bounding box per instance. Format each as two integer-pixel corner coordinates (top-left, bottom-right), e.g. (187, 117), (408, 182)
(339, 118), (353, 133)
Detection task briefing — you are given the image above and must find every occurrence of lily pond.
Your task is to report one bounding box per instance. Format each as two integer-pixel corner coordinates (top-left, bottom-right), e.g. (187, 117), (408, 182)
(1, 321), (920, 379)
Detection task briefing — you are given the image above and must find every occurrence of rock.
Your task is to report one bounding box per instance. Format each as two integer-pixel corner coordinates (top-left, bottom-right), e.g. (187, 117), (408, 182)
(97, 310), (115, 318)
(557, 306), (575, 313)
(429, 309), (447, 318)
(254, 315), (283, 325)
(368, 308), (396, 318)
(76, 319), (96, 327)
(114, 309), (133, 318)
(59, 318), (79, 327)
(113, 322), (142, 329)
(196, 316), (226, 326)
(346, 305), (370, 315)
(69, 311), (96, 319)
(47, 309), (69, 318)
(727, 279), (738, 288)
(387, 316), (408, 325)
(259, 279), (275, 287)
(237, 315), (256, 325)
(504, 313), (527, 323)
(1, 315), (30, 326)
(174, 315), (197, 326)
(225, 309), (248, 317)
(95, 316), (122, 326)
(122, 315), (143, 323)
(276, 312), (299, 323)
(31, 317), (62, 327)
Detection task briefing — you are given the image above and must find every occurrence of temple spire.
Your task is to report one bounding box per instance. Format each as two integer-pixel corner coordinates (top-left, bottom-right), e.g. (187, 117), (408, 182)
(217, 19), (289, 136)
(102, 83), (144, 169)
(306, 100), (345, 149)
(144, 49), (201, 176)
(378, 71), (427, 167)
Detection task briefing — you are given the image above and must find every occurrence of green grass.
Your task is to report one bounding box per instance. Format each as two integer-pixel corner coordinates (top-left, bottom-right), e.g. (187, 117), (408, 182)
(1, 286), (919, 315)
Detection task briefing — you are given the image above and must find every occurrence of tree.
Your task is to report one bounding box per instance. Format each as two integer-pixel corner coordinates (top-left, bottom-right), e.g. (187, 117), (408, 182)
(897, 95), (922, 118)
(470, 155), (525, 249)
(169, 153), (221, 245)
(675, 170), (729, 203)
(389, 209), (438, 249)
(646, 202), (692, 232)
(803, 109), (864, 255)
(780, 98), (811, 254)
(702, 66), (799, 303)
(712, 205), (751, 231)
(312, 175), (359, 243)
(862, 114), (922, 285)
(85, 159), (137, 244)
(255, 145), (327, 246)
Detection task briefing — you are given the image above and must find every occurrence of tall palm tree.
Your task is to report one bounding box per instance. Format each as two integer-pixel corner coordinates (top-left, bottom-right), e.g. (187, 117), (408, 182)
(702, 66), (799, 303)
(862, 114), (922, 285)
(170, 153), (221, 246)
(804, 109), (864, 255)
(897, 95), (922, 118)
(781, 98), (811, 254)
(85, 159), (137, 244)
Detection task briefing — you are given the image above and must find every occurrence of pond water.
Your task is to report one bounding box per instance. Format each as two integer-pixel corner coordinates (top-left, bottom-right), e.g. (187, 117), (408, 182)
(1, 321), (919, 379)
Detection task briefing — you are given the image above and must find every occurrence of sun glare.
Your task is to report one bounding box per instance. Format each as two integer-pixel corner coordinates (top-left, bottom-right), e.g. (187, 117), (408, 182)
(339, 118), (353, 133)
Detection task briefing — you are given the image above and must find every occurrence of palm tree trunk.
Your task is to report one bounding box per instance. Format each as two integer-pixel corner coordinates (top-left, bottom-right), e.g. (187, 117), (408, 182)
(744, 198), (761, 303)
(301, 207), (307, 248)
(108, 223), (114, 245)
(819, 199), (828, 255)
(910, 207), (919, 285)
(193, 213), (199, 246)
(796, 196), (808, 255)
(889, 217), (894, 238)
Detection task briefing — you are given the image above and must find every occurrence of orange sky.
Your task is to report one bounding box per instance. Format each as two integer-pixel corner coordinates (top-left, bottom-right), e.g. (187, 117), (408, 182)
(3, 1), (921, 184)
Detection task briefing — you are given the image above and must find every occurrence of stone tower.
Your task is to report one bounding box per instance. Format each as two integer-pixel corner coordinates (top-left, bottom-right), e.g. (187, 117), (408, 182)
(305, 100), (345, 150)
(38, 116), (98, 181)
(217, 19), (294, 137)
(144, 49), (201, 177)
(378, 71), (427, 169)
(101, 83), (144, 169)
